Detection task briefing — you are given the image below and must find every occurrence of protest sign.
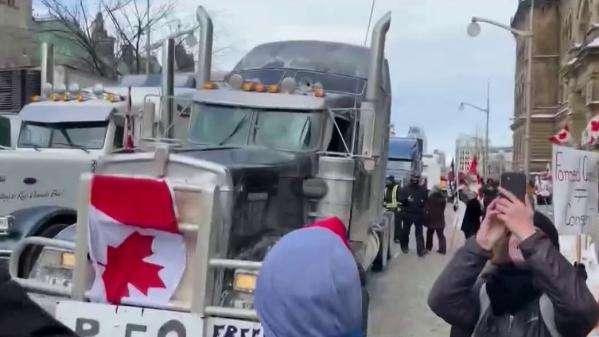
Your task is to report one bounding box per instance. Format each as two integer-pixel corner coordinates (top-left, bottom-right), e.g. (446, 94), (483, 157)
(552, 145), (599, 235)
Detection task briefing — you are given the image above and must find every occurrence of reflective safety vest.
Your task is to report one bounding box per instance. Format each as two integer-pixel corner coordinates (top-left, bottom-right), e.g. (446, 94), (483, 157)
(384, 185), (400, 210)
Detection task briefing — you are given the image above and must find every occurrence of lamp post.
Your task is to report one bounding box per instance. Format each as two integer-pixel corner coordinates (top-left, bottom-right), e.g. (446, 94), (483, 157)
(459, 80), (490, 178)
(467, 0), (534, 180)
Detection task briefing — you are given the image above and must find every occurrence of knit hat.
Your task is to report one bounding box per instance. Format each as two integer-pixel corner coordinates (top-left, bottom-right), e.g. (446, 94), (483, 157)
(255, 227), (363, 337)
(308, 217), (351, 249)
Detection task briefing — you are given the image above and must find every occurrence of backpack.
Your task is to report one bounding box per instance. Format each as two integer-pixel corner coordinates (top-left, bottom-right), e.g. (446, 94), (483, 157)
(475, 284), (561, 337)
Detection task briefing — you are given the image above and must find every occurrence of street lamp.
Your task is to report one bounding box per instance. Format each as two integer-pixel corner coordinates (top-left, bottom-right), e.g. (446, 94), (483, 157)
(459, 81), (490, 178)
(467, 1), (534, 180)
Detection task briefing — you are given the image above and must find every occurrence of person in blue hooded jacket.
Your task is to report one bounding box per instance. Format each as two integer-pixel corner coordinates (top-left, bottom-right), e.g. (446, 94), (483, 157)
(255, 226), (364, 337)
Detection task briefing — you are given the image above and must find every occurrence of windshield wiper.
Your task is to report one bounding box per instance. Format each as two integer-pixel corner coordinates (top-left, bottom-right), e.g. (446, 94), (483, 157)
(218, 115), (249, 146)
(53, 142), (90, 153)
(0, 145), (10, 150)
(298, 117), (311, 146)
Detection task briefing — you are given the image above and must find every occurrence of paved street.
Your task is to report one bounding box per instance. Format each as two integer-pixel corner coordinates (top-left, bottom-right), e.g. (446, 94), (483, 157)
(367, 204), (465, 337)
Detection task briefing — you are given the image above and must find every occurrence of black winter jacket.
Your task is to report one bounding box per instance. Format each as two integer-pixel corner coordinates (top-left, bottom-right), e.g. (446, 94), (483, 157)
(428, 233), (599, 337)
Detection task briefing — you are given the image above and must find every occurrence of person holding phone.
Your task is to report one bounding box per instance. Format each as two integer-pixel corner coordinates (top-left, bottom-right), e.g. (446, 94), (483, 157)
(428, 184), (599, 337)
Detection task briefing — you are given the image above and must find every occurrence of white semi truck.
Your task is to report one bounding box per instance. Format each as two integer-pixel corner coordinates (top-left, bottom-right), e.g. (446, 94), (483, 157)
(12, 7), (394, 336)
(0, 43), (197, 266)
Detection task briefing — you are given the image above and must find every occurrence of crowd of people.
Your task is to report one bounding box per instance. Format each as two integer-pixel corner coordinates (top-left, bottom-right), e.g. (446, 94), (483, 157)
(384, 173), (447, 257)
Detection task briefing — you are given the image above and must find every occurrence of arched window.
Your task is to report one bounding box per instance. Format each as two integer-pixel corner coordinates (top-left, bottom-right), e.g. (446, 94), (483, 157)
(563, 12), (573, 48)
(579, 0), (591, 42)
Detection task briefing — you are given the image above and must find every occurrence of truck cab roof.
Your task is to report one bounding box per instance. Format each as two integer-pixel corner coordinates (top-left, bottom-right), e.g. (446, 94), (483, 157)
(193, 88), (326, 111)
(19, 100), (125, 123)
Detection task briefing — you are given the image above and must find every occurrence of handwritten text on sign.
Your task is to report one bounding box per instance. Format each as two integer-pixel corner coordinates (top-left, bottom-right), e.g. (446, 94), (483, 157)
(552, 145), (599, 235)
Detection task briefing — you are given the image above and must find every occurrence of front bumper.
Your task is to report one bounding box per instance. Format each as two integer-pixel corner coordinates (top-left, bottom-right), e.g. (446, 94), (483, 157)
(27, 294), (264, 337)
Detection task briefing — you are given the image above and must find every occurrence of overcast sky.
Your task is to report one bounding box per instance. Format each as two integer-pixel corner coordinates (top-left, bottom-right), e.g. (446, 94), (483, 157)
(34, 0), (519, 160)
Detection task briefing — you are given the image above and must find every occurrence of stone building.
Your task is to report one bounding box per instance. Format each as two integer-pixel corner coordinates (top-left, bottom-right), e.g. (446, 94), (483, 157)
(0, 0), (35, 68)
(455, 134), (485, 173)
(512, 0), (599, 173)
(487, 146), (514, 180)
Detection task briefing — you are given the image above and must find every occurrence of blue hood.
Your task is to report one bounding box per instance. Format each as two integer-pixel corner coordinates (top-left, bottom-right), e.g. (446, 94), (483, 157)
(255, 227), (363, 337)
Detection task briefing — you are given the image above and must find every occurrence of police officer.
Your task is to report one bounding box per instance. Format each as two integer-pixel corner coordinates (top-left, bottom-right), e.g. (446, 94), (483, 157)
(384, 175), (402, 242)
(398, 173), (428, 256)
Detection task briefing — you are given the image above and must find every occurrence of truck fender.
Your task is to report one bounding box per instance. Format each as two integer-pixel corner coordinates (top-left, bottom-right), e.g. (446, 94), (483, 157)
(11, 206), (77, 239)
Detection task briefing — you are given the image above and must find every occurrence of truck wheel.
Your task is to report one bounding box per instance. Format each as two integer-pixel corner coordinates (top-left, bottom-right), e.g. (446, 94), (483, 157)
(19, 222), (71, 278)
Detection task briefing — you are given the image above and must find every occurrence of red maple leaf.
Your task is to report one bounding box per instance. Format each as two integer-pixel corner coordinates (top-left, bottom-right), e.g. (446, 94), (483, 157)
(558, 130), (568, 140)
(101, 232), (165, 304)
(591, 120), (599, 132)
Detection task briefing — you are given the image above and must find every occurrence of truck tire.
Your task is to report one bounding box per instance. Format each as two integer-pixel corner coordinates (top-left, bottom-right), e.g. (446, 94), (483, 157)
(19, 222), (72, 278)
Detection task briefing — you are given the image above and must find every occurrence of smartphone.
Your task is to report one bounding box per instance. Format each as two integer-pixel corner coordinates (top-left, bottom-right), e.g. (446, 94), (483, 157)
(500, 172), (527, 202)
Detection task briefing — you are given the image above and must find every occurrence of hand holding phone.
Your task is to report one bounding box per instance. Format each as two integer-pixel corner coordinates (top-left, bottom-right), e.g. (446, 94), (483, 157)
(476, 198), (507, 251)
(496, 187), (536, 241)
(500, 173), (527, 202)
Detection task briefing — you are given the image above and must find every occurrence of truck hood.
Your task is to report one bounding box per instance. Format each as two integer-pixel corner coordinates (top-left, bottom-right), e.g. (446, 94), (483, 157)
(175, 146), (315, 175)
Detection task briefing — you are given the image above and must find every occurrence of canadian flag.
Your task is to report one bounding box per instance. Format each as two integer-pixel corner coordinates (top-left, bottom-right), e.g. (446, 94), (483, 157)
(585, 115), (599, 145)
(467, 155), (478, 175)
(549, 124), (571, 145)
(87, 175), (186, 307)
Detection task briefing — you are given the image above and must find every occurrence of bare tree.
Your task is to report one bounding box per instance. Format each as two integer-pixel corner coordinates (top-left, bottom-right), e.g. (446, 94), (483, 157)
(102, 0), (177, 74)
(37, 0), (113, 77)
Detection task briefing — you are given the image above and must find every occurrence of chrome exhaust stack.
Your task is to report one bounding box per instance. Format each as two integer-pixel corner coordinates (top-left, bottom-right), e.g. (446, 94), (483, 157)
(40, 42), (54, 90)
(161, 38), (175, 138)
(366, 12), (391, 102)
(196, 6), (213, 87)
(360, 12), (391, 159)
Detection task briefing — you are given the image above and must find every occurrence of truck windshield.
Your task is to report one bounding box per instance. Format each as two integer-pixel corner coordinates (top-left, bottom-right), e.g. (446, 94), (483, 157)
(189, 103), (322, 151)
(18, 121), (108, 150)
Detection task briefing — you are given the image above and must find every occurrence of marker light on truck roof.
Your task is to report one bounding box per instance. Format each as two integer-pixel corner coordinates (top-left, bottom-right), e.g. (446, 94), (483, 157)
(314, 88), (326, 97)
(267, 84), (280, 93)
(254, 82), (266, 93)
(203, 81), (218, 90)
(241, 82), (255, 92)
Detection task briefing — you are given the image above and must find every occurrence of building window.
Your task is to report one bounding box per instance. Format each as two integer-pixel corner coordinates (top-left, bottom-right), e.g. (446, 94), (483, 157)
(0, 0), (17, 7)
(579, 0), (591, 43)
(563, 13), (572, 48)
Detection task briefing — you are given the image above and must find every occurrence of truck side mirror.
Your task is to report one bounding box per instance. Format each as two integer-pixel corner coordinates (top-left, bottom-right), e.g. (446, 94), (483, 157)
(142, 101), (156, 138)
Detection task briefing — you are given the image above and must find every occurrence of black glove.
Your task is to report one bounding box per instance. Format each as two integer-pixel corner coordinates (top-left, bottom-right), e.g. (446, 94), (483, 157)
(574, 262), (588, 280)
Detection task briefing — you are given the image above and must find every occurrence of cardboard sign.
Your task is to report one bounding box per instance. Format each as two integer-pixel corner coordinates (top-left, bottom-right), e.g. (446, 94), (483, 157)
(552, 145), (599, 235)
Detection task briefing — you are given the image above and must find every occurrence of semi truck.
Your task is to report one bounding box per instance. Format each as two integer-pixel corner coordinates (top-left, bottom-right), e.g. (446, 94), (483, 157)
(11, 7), (394, 336)
(0, 41), (199, 264)
(387, 136), (423, 186)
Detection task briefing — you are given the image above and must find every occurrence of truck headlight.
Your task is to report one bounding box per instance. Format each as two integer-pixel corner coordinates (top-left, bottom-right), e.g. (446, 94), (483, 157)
(60, 252), (76, 269)
(30, 247), (74, 289)
(233, 269), (258, 293)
